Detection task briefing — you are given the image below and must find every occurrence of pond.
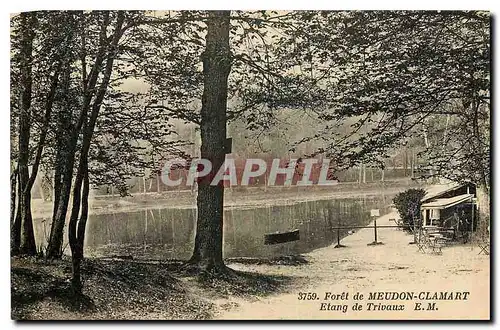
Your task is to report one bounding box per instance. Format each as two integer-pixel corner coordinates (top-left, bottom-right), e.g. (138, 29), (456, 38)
(34, 194), (394, 260)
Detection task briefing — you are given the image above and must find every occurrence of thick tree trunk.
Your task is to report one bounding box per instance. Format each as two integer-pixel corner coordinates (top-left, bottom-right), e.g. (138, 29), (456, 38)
(188, 11), (231, 272)
(70, 169), (89, 293)
(71, 251), (82, 293)
(19, 194), (36, 255)
(476, 185), (490, 220)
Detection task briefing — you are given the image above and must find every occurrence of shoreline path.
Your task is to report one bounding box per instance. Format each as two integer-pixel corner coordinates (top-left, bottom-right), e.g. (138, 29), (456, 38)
(219, 211), (490, 320)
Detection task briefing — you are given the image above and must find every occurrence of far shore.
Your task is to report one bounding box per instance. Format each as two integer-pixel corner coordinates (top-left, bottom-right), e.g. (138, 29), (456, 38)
(32, 178), (421, 218)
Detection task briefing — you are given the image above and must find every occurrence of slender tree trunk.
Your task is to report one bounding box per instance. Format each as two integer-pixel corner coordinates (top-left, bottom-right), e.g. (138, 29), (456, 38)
(410, 149), (415, 178)
(12, 12), (37, 256)
(46, 63), (77, 259)
(188, 11), (232, 272)
(47, 98), (78, 259)
(38, 180), (45, 201)
(67, 11), (124, 292)
(47, 162), (75, 258)
(403, 148), (408, 177)
(14, 12), (70, 256)
(10, 166), (18, 227)
(22, 56), (63, 256)
(47, 12), (112, 259)
(12, 187), (22, 255)
(47, 149), (64, 259)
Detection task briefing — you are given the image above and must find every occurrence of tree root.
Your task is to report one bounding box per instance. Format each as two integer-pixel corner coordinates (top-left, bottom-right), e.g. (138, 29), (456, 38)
(179, 259), (236, 279)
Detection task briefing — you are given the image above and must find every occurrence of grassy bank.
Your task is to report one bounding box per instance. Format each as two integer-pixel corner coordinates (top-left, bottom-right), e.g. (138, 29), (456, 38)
(11, 256), (303, 320)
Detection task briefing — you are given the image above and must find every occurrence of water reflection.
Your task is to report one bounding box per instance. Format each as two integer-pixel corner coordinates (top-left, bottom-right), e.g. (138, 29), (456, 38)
(34, 195), (393, 260)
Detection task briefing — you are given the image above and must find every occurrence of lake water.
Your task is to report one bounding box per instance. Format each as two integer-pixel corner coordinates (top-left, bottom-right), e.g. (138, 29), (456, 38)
(34, 194), (394, 260)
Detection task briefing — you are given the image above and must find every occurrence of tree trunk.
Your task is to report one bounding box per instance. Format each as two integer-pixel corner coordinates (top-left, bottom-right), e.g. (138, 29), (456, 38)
(14, 12), (68, 256)
(188, 11), (232, 272)
(46, 63), (77, 259)
(68, 11), (124, 291)
(46, 163), (74, 258)
(19, 194), (36, 255)
(38, 180), (45, 201)
(403, 148), (408, 176)
(70, 169), (89, 293)
(12, 12), (37, 256)
(11, 182), (22, 256)
(71, 249), (82, 293)
(47, 11), (114, 259)
(47, 112), (77, 259)
(10, 166), (18, 227)
(22, 51), (64, 256)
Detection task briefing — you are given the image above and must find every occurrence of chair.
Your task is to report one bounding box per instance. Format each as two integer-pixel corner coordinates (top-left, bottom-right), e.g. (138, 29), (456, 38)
(474, 225), (490, 256)
(428, 235), (444, 255)
(417, 227), (445, 255)
(478, 242), (489, 255)
(416, 229), (430, 253)
(477, 234), (490, 255)
(417, 239), (426, 253)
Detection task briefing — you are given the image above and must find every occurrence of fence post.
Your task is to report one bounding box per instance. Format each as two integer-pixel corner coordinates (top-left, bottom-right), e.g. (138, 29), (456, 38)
(368, 210), (384, 246)
(409, 217), (418, 245)
(334, 217), (346, 248)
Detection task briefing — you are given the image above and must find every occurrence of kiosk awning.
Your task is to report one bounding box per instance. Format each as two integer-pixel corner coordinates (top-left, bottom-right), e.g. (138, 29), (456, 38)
(421, 194), (474, 210)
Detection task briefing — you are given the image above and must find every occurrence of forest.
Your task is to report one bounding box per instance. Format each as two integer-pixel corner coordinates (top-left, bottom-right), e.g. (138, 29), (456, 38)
(10, 10), (490, 320)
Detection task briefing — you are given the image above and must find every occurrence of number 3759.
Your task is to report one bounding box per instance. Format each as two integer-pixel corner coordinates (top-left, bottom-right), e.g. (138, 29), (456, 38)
(297, 292), (318, 300)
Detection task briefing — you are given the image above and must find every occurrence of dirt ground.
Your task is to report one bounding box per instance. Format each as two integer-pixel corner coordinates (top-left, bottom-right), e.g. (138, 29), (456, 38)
(217, 211), (490, 320)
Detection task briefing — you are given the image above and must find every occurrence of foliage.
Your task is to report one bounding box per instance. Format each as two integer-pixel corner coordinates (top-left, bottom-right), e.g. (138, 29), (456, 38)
(278, 11), (490, 183)
(392, 188), (426, 229)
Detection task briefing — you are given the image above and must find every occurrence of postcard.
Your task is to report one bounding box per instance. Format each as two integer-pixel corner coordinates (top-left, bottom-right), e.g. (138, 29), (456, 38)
(10, 10), (490, 320)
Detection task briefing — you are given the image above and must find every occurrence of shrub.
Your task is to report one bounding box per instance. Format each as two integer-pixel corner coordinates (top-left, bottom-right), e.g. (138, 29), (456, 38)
(392, 188), (426, 230)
